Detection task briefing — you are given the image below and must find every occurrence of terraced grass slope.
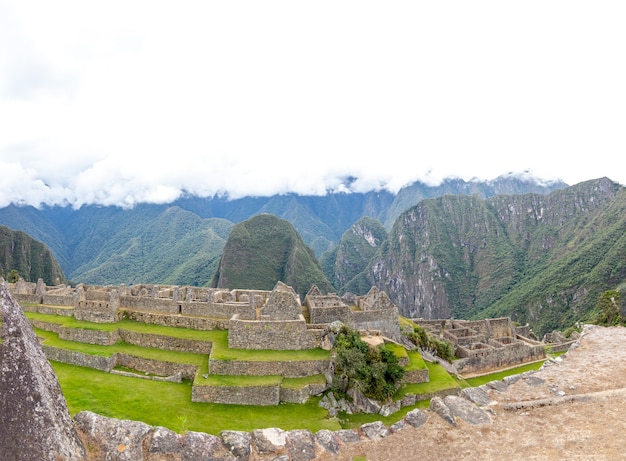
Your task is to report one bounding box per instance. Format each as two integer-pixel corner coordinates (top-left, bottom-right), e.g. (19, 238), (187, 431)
(24, 308), (543, 436)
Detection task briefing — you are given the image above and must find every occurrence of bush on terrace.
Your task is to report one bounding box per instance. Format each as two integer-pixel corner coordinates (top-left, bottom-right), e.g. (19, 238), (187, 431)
(332, 325), (404, 402)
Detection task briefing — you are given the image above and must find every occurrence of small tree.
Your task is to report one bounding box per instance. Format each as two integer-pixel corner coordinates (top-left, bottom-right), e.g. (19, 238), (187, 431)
(7, 269), (19, 283)
(596, 290), (621, 326)
(332, 325), (404, 402)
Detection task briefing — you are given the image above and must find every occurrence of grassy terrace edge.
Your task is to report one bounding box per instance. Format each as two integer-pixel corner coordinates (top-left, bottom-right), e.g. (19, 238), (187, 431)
(26, 310), (330, 362)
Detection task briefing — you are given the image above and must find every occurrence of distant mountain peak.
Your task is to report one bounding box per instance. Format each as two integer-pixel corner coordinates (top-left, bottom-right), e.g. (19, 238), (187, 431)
(491, 170), (567, 187)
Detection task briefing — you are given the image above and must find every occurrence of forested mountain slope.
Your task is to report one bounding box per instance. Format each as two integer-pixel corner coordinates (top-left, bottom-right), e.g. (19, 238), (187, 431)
(365, 178), (625, 335)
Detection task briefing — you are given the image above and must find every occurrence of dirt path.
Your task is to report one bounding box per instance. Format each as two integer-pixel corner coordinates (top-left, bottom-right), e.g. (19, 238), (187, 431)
(322, 325), (626, 461)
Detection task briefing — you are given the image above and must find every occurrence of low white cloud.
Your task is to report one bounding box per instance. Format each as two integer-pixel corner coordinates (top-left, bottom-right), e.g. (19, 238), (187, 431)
(0, 1), (624, 208)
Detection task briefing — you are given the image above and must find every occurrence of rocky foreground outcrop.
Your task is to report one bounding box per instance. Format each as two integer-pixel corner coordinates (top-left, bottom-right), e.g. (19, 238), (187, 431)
(70, 407), (434, 460)
(0, 280), (86, 461)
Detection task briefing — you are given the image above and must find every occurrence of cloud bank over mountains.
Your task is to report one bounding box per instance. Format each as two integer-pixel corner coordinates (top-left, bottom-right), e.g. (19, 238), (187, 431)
(1, 1), (624, 208)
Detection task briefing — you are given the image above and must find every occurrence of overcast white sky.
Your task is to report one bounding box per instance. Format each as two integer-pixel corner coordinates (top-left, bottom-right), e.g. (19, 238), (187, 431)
(1, 1), (625, 209)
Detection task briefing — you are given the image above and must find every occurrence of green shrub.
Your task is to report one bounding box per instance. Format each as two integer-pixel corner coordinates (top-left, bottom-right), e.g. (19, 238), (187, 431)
(594, 290), (621, 326)
(332, 326), (404, 402)
(407, 325), (456, 362)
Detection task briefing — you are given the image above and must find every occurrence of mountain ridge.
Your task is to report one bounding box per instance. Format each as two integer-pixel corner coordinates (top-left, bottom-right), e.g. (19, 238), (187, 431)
(211, 214), (334, 298)
(0, 174), (566, 286)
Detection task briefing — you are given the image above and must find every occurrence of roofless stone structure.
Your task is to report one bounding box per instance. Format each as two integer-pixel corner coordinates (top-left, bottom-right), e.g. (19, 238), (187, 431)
(0, 280), (86, 461)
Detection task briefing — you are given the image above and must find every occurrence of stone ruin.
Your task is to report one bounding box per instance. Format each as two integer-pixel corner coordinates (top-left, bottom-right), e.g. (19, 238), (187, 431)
(7, 277), (572, 377)
(6, 277), (568, 375)
(415, 317), (548, 374)
(9, 278), (404, 351)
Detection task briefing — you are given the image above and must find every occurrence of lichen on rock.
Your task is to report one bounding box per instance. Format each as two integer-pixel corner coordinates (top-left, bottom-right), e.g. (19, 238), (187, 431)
(0, 280), (86, 461)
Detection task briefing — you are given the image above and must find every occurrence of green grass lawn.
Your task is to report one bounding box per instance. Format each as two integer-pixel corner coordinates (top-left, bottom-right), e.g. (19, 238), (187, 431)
(281, 374), (327, 389)
(52, 361), (341, 435)
(462, 360), (547, 387)
(396, 361), (461, 398)
(34, 327), (209, 366)
(405, 349), (428, 371)
(202, 373), (283, 387)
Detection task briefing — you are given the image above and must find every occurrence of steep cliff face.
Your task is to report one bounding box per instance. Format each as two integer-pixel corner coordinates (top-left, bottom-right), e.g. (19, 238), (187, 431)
(0, 226), (66, 285)
(321, 217), (387, 295)
(370, 194), (519, 320)
(367, 178), (626, 334)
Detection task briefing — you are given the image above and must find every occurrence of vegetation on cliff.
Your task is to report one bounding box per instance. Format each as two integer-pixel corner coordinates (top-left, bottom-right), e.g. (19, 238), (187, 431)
(320, 216), (387, 294)
(0, 226), (66, 285)
(0, 175), (563, 287)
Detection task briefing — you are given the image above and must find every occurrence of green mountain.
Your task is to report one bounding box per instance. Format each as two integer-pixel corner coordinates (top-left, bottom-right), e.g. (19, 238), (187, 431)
(0, 226), (66, 285)
(211, 214), (334, 298)
(364, 178), (625, 335)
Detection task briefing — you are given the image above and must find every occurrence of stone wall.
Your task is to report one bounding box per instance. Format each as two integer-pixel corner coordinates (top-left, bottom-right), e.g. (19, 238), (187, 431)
(228, 315), (322, 350)
(31, 320), (119, 346)
(13, 293), (43, 305)
(60, 327), (118, 345)
(183, 301), (256, 320)
(515, 324), (533, 338)
(191, 382), (281, 405)
(118, 330), (213, 354)
(454, 342), (546, 374)
(350, 308), (402, 340)
(209, 358), (330, 378)
(28, 304), (74, 317)
(42, 294), (75, 307)
(309, 305), (352, 325)
(74, 301), (119, 323)
(115, 354), (197, 380)
(402, 368), (430, 384)
(279, 381), (328, 404)
(122, 310), (228, 330)
(43, 345), (114, 371)
(487, 317), (514, 338)
(31, 320), (214, 354)
(444, 329), (487, 347)
(41, 346), (199, 381)
(260, 285), (302, 321)
(120, 296), (180, 315)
